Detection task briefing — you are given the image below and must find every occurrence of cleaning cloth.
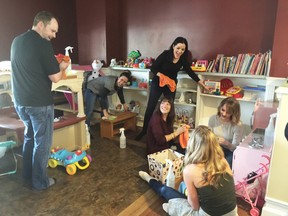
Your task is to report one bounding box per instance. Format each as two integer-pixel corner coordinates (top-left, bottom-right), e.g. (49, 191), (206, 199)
(179, 125), (190, 148)
(159, 74), (176, 92)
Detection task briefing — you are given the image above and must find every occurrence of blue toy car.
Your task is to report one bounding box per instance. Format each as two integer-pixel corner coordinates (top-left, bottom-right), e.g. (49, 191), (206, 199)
(48, 148), (92, 175)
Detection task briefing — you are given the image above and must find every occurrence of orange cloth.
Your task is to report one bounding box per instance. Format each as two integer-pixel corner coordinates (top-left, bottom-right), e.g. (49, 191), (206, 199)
(55, 53), (70, 63)
(159, 74), (176, 92)
(179, 125), (190, 148)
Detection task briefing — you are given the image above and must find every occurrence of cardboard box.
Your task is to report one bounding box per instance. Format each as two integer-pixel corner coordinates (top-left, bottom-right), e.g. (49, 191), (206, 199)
(147, 149), (184, 184)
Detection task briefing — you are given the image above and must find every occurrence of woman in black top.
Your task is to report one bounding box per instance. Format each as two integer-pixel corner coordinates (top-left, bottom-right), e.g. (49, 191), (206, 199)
(136, 37), (209, 140)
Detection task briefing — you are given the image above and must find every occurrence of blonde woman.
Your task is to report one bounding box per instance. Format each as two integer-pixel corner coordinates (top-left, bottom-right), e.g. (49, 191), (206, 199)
(139, 126), (238, 215)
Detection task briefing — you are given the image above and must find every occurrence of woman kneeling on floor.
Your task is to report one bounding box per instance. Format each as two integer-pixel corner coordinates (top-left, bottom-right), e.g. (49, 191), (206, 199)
(139, 125), (238, 216)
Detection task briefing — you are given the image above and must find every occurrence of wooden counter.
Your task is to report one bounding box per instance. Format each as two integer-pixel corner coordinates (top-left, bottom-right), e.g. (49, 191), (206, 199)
(0, 107), (87, 151)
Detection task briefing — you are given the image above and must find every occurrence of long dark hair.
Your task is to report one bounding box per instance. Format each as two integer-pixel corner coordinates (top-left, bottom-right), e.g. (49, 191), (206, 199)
(168, 36), (189, 62)
(119, 70), (132, 86)
(155, 96), (175, 129)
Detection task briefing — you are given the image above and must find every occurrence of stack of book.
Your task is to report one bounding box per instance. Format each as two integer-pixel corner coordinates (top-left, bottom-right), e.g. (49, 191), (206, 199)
(206, 50), (271, 76)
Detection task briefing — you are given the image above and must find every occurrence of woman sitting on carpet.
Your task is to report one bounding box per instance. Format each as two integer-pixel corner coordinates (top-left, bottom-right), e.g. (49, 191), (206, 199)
(146, 96), (186, 155)
(139, 125), (238, 216)
(208, 97), (244, 168)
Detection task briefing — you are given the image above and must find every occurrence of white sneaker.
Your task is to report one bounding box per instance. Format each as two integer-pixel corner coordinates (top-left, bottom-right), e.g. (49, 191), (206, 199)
(162, 203), (169, 213)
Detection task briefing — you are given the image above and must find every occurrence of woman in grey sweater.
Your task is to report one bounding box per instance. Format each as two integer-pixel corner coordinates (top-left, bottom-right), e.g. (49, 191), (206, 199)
(208, 97), (244, 168)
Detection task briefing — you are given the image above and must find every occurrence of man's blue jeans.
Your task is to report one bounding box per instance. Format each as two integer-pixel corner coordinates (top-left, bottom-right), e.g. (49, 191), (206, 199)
(15, 105), (54, 190)
(149, 179), (186, 200)
(84, 88), (108, 128)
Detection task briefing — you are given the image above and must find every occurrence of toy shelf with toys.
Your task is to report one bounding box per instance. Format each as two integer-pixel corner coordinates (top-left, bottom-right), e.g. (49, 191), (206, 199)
(192, 72), (284, 135)
(109, 66), (152, 127)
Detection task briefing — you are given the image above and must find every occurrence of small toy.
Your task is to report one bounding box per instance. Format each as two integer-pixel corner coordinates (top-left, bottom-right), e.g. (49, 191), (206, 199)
(125, 50), (142, 68)
(225, 86), (243, 98)
(128, 50), (141, 59)
(48, 148), (92, 175)
(191, 60), (208, 72)
(88, 60), (103, 82)
(110, 58), (117, 67)
(220, 78), (233, 94)
(235, 155), (270, 216)
(204, 80), (221, 94)
(142, 57), (154, 68)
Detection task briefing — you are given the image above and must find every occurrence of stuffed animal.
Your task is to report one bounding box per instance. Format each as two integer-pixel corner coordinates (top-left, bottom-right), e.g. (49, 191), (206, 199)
(88, 60), (103, 81)
(110, 58), (117, 67)
(128, 50), (141, 59)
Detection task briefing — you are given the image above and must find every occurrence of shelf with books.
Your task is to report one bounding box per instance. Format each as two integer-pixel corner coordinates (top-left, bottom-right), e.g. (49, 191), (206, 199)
(206, 51), (272, 76)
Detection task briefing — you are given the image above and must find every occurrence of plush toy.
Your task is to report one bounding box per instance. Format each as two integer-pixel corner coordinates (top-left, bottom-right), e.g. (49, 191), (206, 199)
(128, 50), (141, 59)
(88, 60), (103, 81)
(110, 58), (117, 67)
(125, 50), (142, 67)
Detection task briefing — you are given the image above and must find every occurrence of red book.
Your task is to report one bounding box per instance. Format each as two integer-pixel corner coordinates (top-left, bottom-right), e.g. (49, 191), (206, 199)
(249, 53), (262, 75)
(232, 54), (243, 74)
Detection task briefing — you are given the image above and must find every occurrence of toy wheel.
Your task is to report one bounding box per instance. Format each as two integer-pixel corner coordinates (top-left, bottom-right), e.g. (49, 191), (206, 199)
(75, 156), (90, 170)
(66, 164), (77, 175)
(250, 208), (260, 216)
(48, 159), (58, 168)
(86, 154), (92, 163)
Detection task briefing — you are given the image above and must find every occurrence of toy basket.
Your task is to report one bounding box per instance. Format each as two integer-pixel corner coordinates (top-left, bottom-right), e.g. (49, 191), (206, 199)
(0, 141), (17, 176)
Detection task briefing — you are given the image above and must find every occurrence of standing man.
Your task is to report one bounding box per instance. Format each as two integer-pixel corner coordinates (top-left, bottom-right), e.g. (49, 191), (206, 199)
(11, 11), (69, 190)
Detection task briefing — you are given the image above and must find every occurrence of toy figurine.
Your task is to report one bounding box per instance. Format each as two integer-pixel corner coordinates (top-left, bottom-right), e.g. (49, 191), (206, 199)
(88, 60), (103, 82)
(126, 50), (142, 68)
(110, 58), (117, 67)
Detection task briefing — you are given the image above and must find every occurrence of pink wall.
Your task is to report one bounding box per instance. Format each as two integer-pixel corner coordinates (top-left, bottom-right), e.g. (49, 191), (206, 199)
(75, 0), (106, 65)
(1, 1), (285, 77)
(121, 0), (276, 61)
(75, 0), (279, 75)
(0, 0), (78, 63)
(270, 0), (288, 77)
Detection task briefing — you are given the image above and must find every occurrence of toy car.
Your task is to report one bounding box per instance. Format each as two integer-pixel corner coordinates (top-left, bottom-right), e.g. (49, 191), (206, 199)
(48, 148), (92, 175)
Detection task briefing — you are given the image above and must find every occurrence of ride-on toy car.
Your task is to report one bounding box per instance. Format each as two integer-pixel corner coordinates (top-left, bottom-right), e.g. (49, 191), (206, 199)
(48, 148), (92, 175)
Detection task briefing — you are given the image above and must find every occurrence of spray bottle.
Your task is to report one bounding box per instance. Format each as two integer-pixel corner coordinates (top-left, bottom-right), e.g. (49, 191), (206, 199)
(264, 112), (277, 148)
(165, 159), (175, 188)
(65, 46), (73, 72)
(119, 128), (126, 149)
(85, 124), (91, 148)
